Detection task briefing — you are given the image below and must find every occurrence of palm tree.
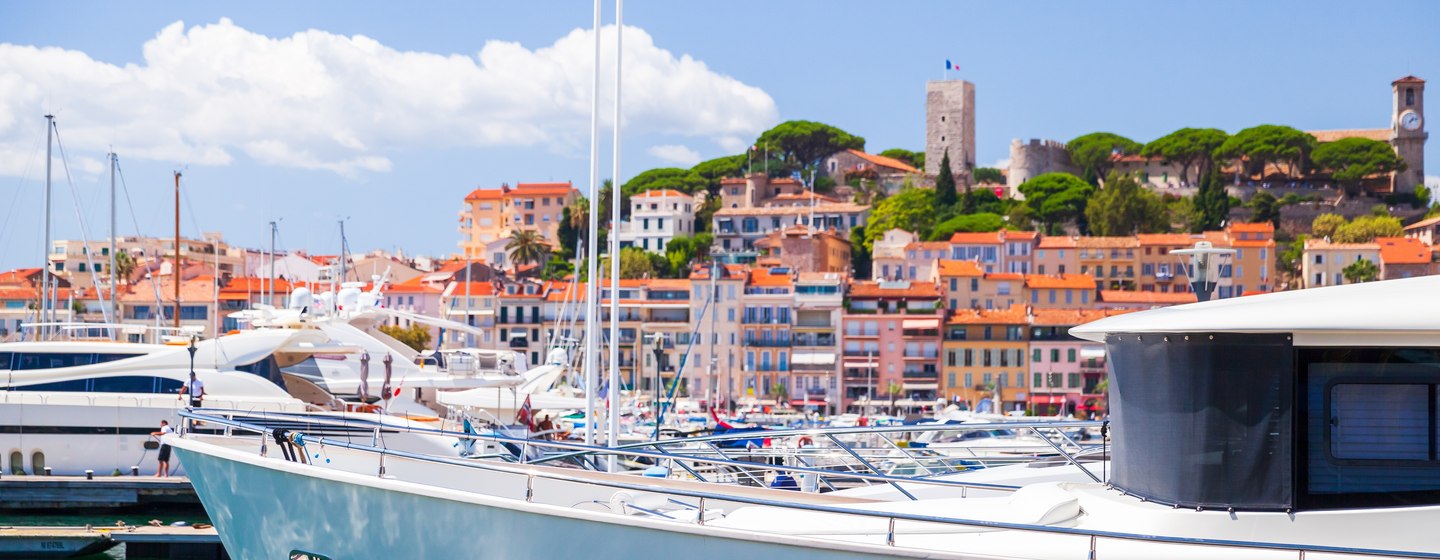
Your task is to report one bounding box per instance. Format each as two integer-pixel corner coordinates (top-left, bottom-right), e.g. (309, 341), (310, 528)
(886, 381), (904, 415)
(506, 230), (550, 273)
(113, 249), (136, 286)
(566, 197), (589, 232)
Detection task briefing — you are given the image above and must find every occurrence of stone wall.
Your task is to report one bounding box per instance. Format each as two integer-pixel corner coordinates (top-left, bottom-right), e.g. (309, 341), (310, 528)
(1006, 138), (1078, 198)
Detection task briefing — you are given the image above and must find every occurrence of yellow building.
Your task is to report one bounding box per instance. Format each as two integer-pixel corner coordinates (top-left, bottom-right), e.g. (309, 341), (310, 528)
(459, 182), (579, 259)
(940, 305), (1029, 412)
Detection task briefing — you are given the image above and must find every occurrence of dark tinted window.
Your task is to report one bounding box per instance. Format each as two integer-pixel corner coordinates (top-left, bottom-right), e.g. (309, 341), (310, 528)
(18, 376), (182, 394)
(0, 352), (11, 369)
(12, 352), (143, 370)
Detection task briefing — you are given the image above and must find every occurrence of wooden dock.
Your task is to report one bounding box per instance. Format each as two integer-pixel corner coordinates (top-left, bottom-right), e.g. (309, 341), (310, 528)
(0, 475), (198, 510)
(0, 525), (225, 559)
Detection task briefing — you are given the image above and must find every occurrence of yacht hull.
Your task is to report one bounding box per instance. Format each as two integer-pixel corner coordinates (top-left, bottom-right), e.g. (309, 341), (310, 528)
(170, 438), (967, 560)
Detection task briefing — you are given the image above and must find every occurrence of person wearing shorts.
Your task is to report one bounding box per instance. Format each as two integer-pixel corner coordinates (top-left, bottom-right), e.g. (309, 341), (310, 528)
(150, 420), (174, 477)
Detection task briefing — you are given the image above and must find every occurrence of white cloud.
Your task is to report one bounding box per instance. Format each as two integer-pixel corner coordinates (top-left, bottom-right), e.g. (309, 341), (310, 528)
(715, 136), (748, 153)
(647, 144), (701, 166)
(1426, 175), (1439, 203)
(0, 19), (778, 178)
(991, 158), (1011, 169)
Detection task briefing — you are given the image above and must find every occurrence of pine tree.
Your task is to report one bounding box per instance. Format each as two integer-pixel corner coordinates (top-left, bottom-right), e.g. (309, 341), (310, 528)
(935, 150), (958, 209)
(1194, 171), (1231, 232)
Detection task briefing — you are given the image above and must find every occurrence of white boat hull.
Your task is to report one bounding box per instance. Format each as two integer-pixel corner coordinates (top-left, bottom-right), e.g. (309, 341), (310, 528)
(170, 437), (974, 560)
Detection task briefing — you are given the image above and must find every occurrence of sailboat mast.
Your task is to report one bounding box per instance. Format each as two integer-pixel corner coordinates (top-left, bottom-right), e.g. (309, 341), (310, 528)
(173, 171), (181, 329)
(41, 115), (53, 337)
(108, 152), (117, 335)
(607, 0), (624, 454)
(583, 0), (601, 447)
(338, 219), (348, 284)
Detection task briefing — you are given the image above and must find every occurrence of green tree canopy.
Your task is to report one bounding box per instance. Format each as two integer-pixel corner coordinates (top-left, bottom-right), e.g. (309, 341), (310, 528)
(1141, 127), (1228, 186)
(929, 213), (1005, 241)
(1280, 234), (1309, 274)
(1312, 137), (1407, 193)
(1333, 215), (1403, 243)
(1067, 132), (1143, 184)
(1084, 173), (1170, 236)
(377, 323), (433, 352)
(863, 187), (937, 249)
(556, 205), (580, 258)
(541, 254), (574, 281)
(756, 120), (865, 177)
(1311, 213), (1347, 239)
(1214, 125), (1316, 179)
(1342, 258), (1380, 284)
(664, 235), (697, 276)
(1246, 191), (1282, 228)
(1017, 172), (1094, 234)
(621, 167), (707, 196)
(878, 148), (924, 170)
(850, 225), (872, 278)
(690, 154), (747, 192)
(607, 246), (666, 279)
(973, 167), (1004, 184)
(934, 151), (958, 209)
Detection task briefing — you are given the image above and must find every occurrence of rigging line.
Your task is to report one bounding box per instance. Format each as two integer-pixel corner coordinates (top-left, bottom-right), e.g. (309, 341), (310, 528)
(0, 132), (47, 267)
(178, 176), (204, 242)
(51, 122), (112, 324)
(115, 159), (166, 324)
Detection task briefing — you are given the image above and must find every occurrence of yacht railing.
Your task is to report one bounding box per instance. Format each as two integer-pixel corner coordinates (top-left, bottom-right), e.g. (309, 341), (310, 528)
(179, 409), (1440, 560)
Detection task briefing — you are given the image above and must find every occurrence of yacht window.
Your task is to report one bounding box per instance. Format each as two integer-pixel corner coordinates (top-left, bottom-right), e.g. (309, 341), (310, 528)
(17, 376), (182, 394)
(1330, 383), (1428, 461)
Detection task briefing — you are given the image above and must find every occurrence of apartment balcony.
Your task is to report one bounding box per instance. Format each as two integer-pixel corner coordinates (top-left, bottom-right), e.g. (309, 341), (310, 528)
(902, 352), (939, 360)
(742, 338), (792, 348)
(841, 349), (879, 358)
(901, 371), (938, 380)
(842, 330), (880, 339)
(741, 316), (790, 325)
(792, 334), (836, 347)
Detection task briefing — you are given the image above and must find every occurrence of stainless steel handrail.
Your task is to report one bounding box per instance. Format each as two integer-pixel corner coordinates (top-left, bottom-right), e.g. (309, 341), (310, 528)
(180, 409), (1440, 560)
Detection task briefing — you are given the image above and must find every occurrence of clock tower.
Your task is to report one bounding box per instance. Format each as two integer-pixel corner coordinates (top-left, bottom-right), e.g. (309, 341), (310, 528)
(1392, 75), (1426, 193)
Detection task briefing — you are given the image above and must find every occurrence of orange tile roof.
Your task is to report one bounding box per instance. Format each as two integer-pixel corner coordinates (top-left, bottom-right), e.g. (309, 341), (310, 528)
(0, 287), (38, 300)
(947, 304), (1028, 325)
(1308, 129), (1390, 143)
(935, 259), (984, 277)
(121, 278), (219, 303)
(848, 280), (941, 299)
(1099, 290), (1197, 304)
(1076, 237), (1139, 249)
(387, 275), (442, 294)
(844, 149), (920, 174)
(1228, 222), (1275, 233)
(985, 273), (1024, 281)
(719, 177), (746, 185)
(464, 188), (505, 201)
(771, 178), (800, 185)
(647, 278), (692, 291)
(1377, 237), (1432, 265)
(0, 268), (43, 285)
(1394, 75), (1426, 84)
(748, 268), (793, 287)
(633, 189), (688, 199)
(1229, 239), (1275, 248)
(905, 241), (951, 252)
(1030, 308), (1134, 326)
(770, 192), (841, 204)
(949, 231), (1004, 245)
(1025, 274), (1096, 289)
(1136, 233), (1200, 246)
(1004, 231), (1040, 241)
(448, 281), (496, 297)
(689, 263), (747, 280)
(1037, 236), (1078, 249)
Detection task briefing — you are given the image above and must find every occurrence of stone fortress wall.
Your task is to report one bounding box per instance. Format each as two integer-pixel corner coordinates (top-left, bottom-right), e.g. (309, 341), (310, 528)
(1006, 138), (1079, 199)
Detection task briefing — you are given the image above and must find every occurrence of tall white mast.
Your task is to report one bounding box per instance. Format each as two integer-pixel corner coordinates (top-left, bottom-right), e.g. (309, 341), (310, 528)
(108, 152), (117, 337)
(41, 115), (54, 337)
(583, 0), (602, 447)
(607, 0), (624, 455)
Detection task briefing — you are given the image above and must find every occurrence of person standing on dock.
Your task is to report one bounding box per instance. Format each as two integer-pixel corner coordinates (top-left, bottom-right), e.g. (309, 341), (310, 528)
(150, 420), (173, 477)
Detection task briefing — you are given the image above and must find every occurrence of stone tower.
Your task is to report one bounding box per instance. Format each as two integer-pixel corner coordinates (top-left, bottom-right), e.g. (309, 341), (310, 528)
(925, 80), (976, 185)
(1392, 75), (1426, 193)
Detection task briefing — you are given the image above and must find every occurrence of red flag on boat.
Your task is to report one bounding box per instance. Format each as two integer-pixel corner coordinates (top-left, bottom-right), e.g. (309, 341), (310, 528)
(517, 394), (534, 429)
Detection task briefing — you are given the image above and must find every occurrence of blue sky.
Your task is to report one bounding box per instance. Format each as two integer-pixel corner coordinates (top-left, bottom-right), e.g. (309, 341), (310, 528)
(1, 1), (1436, 271)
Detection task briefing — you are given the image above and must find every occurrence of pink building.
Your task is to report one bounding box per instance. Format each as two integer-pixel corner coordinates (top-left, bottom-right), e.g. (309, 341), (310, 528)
(840, 280), (943, 411)
(1027, 308), (1126, 415)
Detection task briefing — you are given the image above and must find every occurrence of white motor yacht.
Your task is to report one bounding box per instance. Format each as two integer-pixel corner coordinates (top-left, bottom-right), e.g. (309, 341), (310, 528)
(166, 275), (1440, 558)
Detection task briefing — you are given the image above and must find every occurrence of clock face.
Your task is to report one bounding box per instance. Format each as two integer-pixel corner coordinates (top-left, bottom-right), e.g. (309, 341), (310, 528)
(1400, 111), (1422, 131)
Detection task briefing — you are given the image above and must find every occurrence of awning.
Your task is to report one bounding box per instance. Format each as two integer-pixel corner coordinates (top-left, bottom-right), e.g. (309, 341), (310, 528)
(902, 383), (938, 390)
(792, 352), (836, 365)
(789, 399), (827, 407)
(843, 361), (878, 368)
(510, 328), (530, 337)
(1031, 394), (1067, 405)
(901, 319), (940, 329)
(1080, 347), (1106, 359)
